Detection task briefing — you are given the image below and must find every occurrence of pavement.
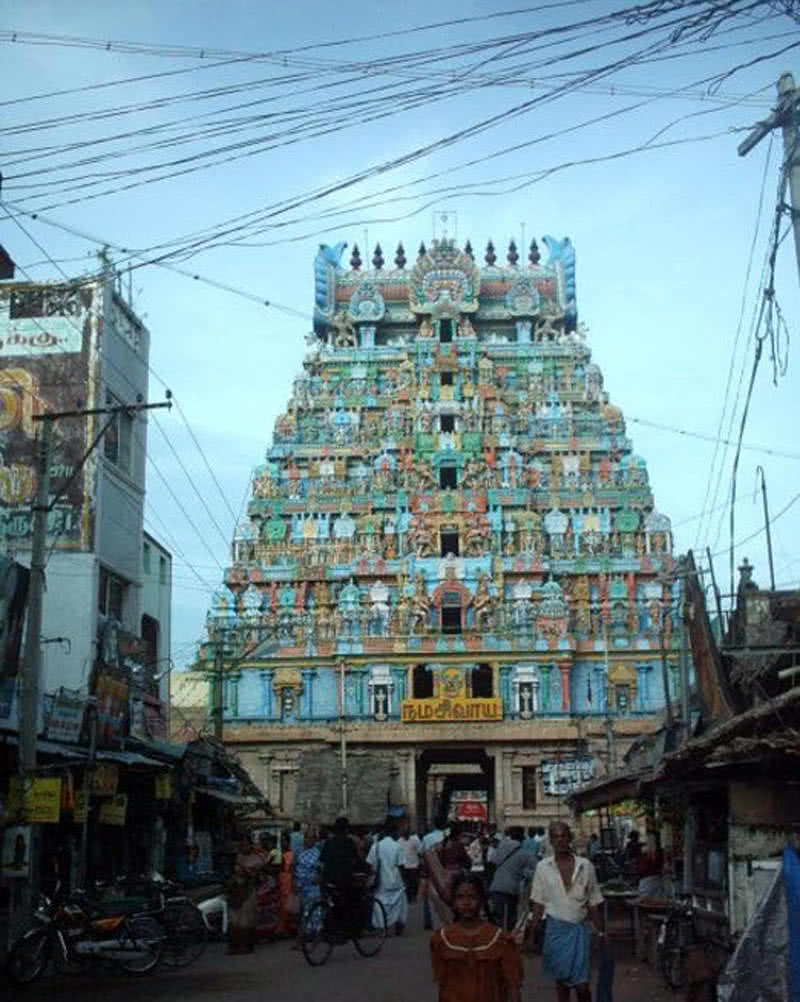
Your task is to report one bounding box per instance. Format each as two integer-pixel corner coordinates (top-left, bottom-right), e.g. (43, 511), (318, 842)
(6, 898), (680, 1001)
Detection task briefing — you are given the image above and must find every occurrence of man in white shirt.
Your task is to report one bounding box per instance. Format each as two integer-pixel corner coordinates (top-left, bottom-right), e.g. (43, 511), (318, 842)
(528, 821), (604, 1002)
(367, 817), (408, 935)
(398, 824), (422, 902)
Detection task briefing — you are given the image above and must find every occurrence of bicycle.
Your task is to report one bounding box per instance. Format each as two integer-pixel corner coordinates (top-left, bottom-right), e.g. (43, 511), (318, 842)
(658, 900), (732, 994)
(112, 874), (208, 968)
(301, 883), (387, 966)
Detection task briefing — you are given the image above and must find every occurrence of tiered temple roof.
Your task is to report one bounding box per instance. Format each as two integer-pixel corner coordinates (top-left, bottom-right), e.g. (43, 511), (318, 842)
(201, 236), (678, 723)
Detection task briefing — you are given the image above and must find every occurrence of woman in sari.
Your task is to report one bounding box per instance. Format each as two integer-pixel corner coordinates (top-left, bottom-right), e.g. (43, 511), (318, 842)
(431, 872), (522, 1002)
(274, 831), (296, 937)
(227, 837), (265, 954)
(292, 829), (320, 948)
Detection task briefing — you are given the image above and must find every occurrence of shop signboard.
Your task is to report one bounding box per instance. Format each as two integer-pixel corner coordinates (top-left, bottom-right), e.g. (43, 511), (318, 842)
(154, 772), (173, 800)
(0, 283), (97, 552)
(73, 790), (88, 824)
(7, 776), (62, 823)
(99, 793), (128, 826)
(540, 757), (595, 796)
(90, 763), (119, 796)
(46, 687), (86, 743)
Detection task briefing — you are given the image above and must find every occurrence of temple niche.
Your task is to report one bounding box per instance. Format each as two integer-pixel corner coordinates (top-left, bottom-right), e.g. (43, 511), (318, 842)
(201, 234), (679, 829)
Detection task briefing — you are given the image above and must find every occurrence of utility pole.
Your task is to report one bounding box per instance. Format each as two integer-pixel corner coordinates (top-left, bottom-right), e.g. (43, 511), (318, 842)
(679, 596), (691, 747)
(739, 71), (800, 284)
(338, 659), (348, 813)
(213, 626), (225, 742)
(16, 397), (170, 922)
(19, 418), (53, 778)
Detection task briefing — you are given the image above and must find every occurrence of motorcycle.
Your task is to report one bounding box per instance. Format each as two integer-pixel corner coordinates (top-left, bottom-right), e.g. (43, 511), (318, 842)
(6, 883), (165, 985)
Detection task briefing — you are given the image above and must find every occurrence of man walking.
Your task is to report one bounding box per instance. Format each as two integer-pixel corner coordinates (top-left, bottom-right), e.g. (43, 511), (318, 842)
(527, 821), (604, 1002)
(488, 826), (534, 930)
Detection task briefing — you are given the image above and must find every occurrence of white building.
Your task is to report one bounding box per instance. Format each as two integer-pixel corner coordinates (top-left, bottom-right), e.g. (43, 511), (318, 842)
(0, 267), (171, 734)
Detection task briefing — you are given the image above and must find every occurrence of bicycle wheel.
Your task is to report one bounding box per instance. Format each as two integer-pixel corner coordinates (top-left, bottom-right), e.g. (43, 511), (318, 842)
(660, 916), (686, 990)
(161, 901), (208, 967)
(117, 915), (164, 975)
(353, 897), (387, 958)
(301, 900), (333, 967)
(6, 927), (52, 985)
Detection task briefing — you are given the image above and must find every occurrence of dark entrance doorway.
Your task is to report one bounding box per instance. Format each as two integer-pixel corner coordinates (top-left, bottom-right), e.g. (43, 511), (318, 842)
(415, 747), (494, 831)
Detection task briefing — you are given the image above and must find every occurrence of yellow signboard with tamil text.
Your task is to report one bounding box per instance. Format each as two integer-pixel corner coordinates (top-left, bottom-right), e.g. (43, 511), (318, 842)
(401, 697), (502, 723)
(7, 776), (62, 823)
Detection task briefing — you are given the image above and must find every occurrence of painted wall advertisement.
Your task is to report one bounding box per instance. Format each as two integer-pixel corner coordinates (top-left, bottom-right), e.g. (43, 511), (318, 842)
(0, 284), (96, 551)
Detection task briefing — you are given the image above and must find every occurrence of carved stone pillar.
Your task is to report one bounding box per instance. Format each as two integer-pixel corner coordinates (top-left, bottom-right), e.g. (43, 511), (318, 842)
(260, 669), (274, 718)
(559, 663), (571, 712)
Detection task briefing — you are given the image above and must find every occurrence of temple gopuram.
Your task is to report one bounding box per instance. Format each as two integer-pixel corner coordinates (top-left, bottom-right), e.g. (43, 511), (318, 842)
(198, 235), (681, 829)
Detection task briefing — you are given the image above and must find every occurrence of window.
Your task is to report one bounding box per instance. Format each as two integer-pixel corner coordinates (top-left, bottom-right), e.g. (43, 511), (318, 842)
(522, 767), (537, 810)
(159, 556), (168, 586)
(440, 414), (455, 433)
(412, 664), (433, 699)
(143, 542), (151, 575)
(440, 371), (453, 386)
(440, 465), (457, 489)
(441, 606), (461, 635)
(439, 319), (453, 343)
(98, 567), (126, 620)
(440, 530), (459, 557)
(104, 392), (133, 473)
(471, 663), (493, 698)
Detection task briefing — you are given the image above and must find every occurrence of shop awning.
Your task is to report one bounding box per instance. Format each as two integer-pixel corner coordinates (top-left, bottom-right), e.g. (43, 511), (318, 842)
(95, 748), (166, 768)
(1, 734), (88, 761)
(566, 770), (651, 813)
(194, 786), (264, 807)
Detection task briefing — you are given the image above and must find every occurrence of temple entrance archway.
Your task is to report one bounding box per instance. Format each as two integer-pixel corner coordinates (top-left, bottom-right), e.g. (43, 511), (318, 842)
(414, 747), (495, 831)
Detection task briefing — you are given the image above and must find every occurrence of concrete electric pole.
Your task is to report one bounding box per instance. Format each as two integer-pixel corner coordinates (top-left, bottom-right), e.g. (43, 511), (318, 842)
(16, 398), (170, 925)
(739, 71), (800, 285)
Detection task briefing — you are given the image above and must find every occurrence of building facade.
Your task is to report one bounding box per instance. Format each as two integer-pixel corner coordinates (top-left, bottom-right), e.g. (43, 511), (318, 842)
(201, 236), (682, 829)
(0, 270), (170, 734)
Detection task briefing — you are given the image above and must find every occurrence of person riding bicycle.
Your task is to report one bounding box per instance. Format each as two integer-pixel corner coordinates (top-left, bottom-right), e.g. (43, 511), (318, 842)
(318, 816), (367, 937)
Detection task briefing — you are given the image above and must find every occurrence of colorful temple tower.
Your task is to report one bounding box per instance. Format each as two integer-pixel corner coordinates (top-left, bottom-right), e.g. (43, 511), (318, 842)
(200, 235), (680, 829)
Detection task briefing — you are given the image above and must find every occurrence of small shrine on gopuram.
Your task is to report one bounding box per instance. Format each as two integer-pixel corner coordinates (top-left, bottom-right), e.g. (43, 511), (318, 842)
(199, 235), (681, 829)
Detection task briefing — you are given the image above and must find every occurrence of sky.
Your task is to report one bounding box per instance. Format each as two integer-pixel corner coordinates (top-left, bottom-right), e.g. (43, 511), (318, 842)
(2, 0), (799, 672)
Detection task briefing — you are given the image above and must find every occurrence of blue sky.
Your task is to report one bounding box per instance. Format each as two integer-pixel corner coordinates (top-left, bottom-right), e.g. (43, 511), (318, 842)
(2, 1), (799, 670)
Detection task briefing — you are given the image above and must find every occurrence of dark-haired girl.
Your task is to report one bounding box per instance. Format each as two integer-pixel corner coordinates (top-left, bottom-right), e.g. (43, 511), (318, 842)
(430, 873), (522, 1002)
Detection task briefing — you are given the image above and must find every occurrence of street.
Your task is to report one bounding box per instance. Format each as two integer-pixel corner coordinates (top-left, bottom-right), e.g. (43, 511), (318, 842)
(8, 899), (679, 1002)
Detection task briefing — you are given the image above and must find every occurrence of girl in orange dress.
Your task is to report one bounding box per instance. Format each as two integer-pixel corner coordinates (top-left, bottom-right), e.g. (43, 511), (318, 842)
(430, 873), (522, 1002)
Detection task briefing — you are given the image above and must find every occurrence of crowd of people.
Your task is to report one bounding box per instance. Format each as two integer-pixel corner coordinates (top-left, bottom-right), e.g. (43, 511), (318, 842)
(226, 816), (614, 1001)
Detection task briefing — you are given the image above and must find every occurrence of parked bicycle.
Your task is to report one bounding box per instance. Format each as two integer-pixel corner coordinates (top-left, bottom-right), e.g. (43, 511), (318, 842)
(112, 874), (208, 968)
(657, 899), (731, 992)
(6, 883), (164, 985)
(301, 882), (387, 966)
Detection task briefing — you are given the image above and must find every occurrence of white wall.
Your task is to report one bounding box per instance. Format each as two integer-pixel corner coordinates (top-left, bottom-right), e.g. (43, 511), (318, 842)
(39, 550), (98, 695)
